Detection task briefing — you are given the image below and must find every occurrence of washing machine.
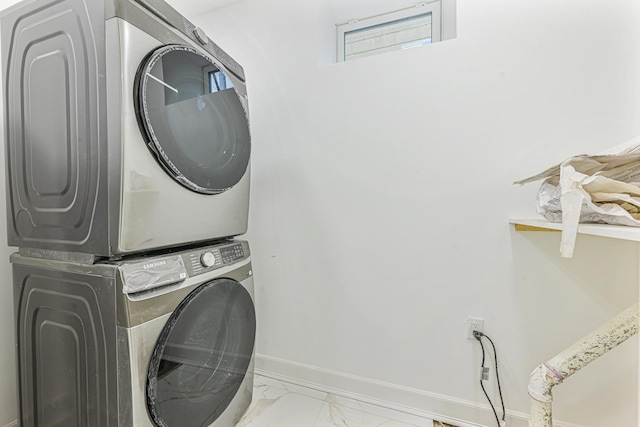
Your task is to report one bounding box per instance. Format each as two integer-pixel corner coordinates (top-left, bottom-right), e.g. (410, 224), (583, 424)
(1, 0), (251, 257)
(11, 239), (256, 426)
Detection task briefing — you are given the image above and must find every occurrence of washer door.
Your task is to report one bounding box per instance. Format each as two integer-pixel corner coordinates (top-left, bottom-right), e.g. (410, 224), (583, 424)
(135, 45), (251, 194)
(146, 278), (256, 427)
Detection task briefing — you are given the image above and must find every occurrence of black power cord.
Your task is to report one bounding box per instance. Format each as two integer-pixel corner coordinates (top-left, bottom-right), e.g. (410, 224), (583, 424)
(473, 330), (506, 427)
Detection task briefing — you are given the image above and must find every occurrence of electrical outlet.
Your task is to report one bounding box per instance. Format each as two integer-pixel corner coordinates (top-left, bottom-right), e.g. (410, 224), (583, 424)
(466, 317), (484, 339)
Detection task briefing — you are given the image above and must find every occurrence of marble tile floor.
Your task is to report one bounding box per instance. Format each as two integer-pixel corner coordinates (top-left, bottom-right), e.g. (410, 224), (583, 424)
(238, 375), (457, 427)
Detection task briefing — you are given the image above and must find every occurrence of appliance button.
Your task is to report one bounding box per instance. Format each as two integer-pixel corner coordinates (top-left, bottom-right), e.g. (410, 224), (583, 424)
(200, 252), (216, 268)
(194, 27), (209, 45)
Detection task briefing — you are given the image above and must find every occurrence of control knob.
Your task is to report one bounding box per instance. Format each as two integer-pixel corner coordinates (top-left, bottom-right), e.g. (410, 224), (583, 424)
(200, 252), (216, 268)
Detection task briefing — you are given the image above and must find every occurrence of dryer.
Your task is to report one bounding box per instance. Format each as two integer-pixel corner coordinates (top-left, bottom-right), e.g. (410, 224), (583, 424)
(1, 0), (251, 257)
(12, 239), (256, 427)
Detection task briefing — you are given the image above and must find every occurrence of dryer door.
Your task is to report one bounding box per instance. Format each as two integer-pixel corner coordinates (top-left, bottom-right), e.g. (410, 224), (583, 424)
(135, 45), (251, 194)
(146, 278), (256, 427)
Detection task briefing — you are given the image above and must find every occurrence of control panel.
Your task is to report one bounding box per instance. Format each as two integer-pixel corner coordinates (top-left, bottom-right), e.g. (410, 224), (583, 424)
(220, 244), (245, 264)
(187, 242), (247, 276)
(119, 241), (249, 294)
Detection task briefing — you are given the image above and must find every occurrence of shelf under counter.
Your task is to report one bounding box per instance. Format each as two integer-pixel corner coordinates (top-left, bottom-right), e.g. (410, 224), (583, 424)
(509, 218), (640, 242)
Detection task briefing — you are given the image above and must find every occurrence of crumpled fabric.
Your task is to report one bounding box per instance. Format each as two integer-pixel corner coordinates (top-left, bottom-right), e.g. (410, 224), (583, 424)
(515, 139), (640, 257)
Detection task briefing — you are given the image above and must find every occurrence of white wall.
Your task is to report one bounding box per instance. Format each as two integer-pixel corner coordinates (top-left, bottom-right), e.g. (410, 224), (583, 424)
(190, 0), (640, 425)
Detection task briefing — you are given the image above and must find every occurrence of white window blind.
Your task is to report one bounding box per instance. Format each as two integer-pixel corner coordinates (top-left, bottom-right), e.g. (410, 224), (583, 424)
(344, 13), (433, 61)
(337, 2), (442, 62)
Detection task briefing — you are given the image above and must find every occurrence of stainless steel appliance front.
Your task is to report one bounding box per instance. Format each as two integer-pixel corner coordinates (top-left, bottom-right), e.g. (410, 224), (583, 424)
(1, 0), (251, 257)
(12, 240), (256, 427)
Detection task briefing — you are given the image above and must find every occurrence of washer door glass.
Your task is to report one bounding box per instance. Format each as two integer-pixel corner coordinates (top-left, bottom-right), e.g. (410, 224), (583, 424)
(146, 278), (256, 427)
(136, 45), (251, 194)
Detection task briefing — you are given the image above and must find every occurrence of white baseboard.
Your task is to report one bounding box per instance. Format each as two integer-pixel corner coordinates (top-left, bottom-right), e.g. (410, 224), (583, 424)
(2, 355), (584, 427)
(255, 354), (584, 427)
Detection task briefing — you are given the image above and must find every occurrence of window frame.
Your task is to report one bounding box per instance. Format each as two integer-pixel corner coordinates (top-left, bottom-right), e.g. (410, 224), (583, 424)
(336, 1), (442, 62)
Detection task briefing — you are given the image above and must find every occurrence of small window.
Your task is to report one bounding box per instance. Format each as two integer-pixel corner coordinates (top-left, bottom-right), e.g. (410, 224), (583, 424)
(205, 66), (234, 93)
(336, 1), (442, 62)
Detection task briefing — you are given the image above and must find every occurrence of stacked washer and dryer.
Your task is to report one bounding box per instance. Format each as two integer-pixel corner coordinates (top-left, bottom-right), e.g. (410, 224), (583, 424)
(1, 0), (256, 426)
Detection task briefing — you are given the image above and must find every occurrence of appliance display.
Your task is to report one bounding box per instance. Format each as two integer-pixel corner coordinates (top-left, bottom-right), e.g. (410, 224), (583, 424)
(12, 240), (256, 427)
(1, 0), (251, 257)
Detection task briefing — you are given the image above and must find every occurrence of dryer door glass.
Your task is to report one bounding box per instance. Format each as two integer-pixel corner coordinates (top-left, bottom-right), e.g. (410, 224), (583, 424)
(146, 278), (256, 427)
(136, 45), (251, 194)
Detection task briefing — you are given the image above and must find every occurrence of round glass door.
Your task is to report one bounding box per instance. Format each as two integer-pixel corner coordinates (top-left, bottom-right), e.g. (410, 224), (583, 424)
(146, 279), (256, 427)
(135, 45), (251, 194)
